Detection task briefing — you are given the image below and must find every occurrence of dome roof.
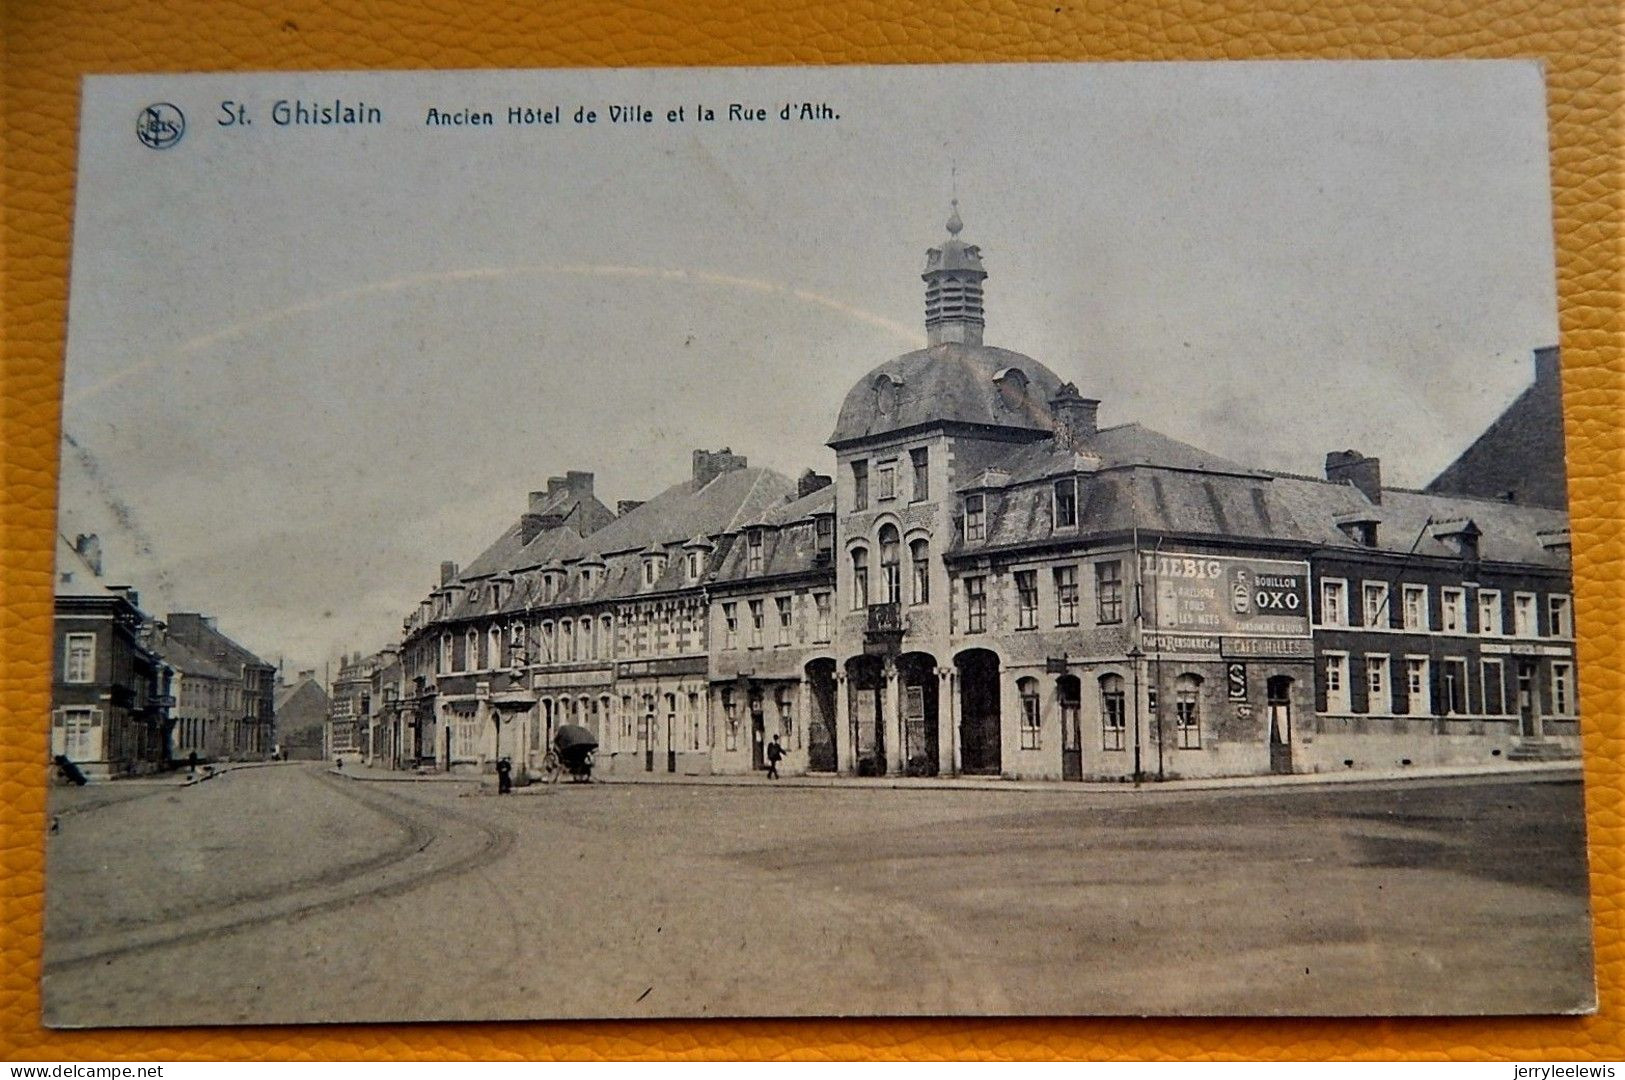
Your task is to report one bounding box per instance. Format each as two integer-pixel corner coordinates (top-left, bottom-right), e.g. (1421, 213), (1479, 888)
(828, 341), (1068, 447)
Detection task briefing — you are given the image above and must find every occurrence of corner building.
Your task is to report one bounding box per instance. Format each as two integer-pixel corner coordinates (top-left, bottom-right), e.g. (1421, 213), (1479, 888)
(396, 204), (1575, 782)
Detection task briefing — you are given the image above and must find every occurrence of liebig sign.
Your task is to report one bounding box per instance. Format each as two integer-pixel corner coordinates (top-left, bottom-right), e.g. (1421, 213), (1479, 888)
(1139, 552), (1312, 641)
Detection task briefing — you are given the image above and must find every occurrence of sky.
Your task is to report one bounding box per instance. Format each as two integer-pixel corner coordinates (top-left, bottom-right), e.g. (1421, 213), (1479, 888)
(58, 61), (1561, 676)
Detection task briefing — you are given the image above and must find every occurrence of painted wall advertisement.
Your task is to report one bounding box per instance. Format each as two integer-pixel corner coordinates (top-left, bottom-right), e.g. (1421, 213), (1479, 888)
(1138, 552), (1313, 658)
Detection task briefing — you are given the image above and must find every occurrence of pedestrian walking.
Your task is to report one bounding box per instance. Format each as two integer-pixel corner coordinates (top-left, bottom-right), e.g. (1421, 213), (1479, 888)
(765, 734), (785, 780)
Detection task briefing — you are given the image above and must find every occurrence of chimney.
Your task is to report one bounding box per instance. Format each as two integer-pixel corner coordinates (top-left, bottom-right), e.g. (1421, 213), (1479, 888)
(73, 534), (103, 576)
(617, 500), (645, 516)
(1048, 383), (1100, 451)
(1533, 345), (1560, 386)
(565, 470), (594, 496)
(1325, 450), (1383, 505)
(692, 447), (747, 488)
(439, 561), (459, 585)
(797, 470), (833, 499)
(545, 476), (567, 499)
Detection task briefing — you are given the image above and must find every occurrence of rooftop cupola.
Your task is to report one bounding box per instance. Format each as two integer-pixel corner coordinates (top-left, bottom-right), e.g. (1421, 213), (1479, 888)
(922, 200), (986, 346)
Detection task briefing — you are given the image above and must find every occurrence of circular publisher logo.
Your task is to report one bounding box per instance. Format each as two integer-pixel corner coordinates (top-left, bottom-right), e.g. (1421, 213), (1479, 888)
(136, 103), (185, 149)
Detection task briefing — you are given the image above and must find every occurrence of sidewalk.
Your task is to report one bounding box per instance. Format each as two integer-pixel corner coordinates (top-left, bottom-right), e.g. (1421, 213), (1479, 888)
(328, 757), (1580, 795)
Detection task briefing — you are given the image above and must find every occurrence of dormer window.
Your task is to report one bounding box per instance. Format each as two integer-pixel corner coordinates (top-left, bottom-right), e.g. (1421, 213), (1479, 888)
(1053, 478), (1078, 530)
(815, 515), (834, 558)
(873, 373), (901, 415)
(964, 494), (986, 542)
(687, 551), (702, 581)
(641, 551), (667, 587)
(747, 529), (765, 573)
(994, 367), (1030, 414)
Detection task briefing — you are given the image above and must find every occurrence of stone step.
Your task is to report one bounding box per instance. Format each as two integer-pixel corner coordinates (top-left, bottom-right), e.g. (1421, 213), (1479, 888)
(1506, 739), (1580, 762)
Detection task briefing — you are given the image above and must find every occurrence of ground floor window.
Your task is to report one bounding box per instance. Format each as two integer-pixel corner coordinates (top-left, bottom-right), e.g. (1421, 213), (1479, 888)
(1100, 674), (1126, 751)
(1018, 677), (1040, 750)
(1551, 662), (1574, 715)
(1175, 673), (1201, 749)
(776, 688), (795, 747)
(55, 707), (99, 760)
(1441, 658), (1468, 715)
(723, 690), (739, 751)
(452, 718), (479, 759)
(1482, 658), (1506, 715)
(1405, 657), (1431, 715)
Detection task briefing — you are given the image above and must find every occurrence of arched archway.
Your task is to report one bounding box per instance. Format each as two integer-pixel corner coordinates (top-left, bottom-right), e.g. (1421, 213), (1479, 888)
(897, 652), (940, 776)
(955, 648), (1002, 775)
(805, 658), (838, 773)
(845, 655), (886, 775)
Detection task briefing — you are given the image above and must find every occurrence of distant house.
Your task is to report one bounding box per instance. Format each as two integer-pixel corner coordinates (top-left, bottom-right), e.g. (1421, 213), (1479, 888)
(274, 670), (329, 760)
(51, 534), (170, 778)
(161, 612), (277, 760)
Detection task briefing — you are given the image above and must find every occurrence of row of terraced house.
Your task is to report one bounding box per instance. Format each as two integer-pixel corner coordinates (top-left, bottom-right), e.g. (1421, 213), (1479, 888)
(365, 207), (1577, 784)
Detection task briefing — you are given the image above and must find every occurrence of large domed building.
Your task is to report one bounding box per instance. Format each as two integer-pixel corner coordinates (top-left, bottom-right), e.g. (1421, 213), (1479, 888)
(390, 203), (1575, 786)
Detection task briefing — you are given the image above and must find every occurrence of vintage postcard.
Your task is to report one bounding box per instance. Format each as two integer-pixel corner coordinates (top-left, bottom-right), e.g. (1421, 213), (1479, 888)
(45, 62), (1592, 1025)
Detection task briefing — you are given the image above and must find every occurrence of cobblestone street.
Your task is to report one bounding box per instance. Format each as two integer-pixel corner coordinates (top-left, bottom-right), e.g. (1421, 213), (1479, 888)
(42, 764), (1593, 1025)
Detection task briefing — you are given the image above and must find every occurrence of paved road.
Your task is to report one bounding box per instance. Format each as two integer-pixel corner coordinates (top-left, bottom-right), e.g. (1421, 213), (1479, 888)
(42, 764), (1594, 1025)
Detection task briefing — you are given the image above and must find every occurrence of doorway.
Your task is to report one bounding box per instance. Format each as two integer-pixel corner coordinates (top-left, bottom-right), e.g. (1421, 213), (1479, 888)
(955, 649), (1002, 776)
(1267, 675), (1293, 775)
(1058, 675), (1082, 780)
(1517, 661), (1540, 738)
(805, 659), (838, 772)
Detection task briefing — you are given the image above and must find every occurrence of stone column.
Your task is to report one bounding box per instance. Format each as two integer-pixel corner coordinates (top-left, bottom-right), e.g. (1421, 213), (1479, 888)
(835, 668), (852, 774)
(795, 675), (810, 754)
(884, 659), (904, 775)
(937, 666), (957, 776)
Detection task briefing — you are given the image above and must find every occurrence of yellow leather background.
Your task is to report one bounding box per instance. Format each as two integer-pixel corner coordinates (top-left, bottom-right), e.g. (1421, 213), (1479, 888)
(3, 0), (1621, 1061)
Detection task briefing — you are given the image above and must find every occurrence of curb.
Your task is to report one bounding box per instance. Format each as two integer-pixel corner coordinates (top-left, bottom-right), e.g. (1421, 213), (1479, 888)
(327, 759), (1581, 795)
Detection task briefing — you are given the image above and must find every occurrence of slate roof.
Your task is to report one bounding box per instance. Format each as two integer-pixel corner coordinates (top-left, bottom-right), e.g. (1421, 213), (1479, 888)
(581, 467), (794, 556)
(155, 634), (239, 682)
(828, 342), (1068, 446)
(712, 485), (837, 588)
(1265, 473), (1571, 567)
(54, 534), (120, 600)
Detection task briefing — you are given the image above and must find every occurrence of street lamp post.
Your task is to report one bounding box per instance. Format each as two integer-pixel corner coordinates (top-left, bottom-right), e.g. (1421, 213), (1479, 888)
(1127, 645), (1145, 788)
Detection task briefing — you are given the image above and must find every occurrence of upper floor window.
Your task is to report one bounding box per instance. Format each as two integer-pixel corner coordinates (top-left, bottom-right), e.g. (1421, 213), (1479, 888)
(813, 592), (832, 643)
(964, 494), (986, 542)
(1320, 579), (1348, 627)
(1401, 585), (1428, 632)
(722, 602), (738, 650)
(64, 632), (95, 683)
(879, 525), (901, 605)
(1054, 565), (1078, 626)
(600, 615), (615, 659)
(1096, 560), (1124, 624)
(851, 547), (869, 609)
(1548, 594), (1573, 638)
(1478, 589), (1503, 636)
(748, 599), (765, 647)
(910, 539), (930, 605)
(462, 629), (477, 671)
(1053, 478), (1078, 530)
(1362, 581), (1389, 628)
(488, 626), (504, 669)
(851, 461), (869, 511)
(1015, 570), (1038, 629)
(1440, 588), (1465, 634)
(876, 460), (897, 502)
(1513, 592), (1537, 637)
(747, 530), (765, 574)
(540, 622), (555, 663)
(776, 596), (793, 645)
(910, 448), (929, 502)
(815, 515), (834, 557)
(964, 576), (987, 633)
